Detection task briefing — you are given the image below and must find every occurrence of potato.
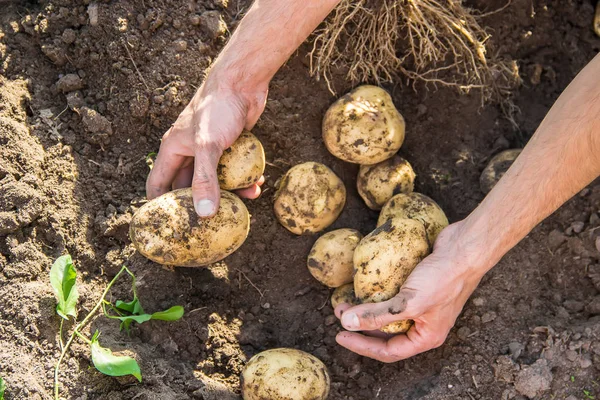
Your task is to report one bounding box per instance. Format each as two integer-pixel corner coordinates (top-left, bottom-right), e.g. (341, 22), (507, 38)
(218, 131), (265, 190)
(274, 162), (346, 235)
(480, 149), (522, 194)
(377, 192), (448, 245)
(241, 348), (330, 400)
(354, 218), (429, 333)
(322, 85), (406, 164)
(307, 229), (362, 288)
(357, 155), (415, 210)
(331, 283), (358, 309)
(130, 188), (249, 267)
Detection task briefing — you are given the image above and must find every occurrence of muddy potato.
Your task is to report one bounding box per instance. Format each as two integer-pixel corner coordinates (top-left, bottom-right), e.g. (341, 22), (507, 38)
(357, 155), (415, 210)
(241, 348), (330, 400)
(480, 149), (522, 194)
(218, 131), (265, 190)
(274, 162), (346, 235)
(307, 229), (362, 288)
(377, 192), (448, 245)
(322, 85), (406, 164)
(130, 188), (249, 267)
(331, 283), (358, 309)
(354, 218), (429, 333)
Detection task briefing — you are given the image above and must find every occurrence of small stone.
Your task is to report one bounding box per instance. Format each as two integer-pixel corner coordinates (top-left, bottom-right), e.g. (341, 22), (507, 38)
(508, 342), (523, 359)
(88, 3), (99, 27)
(590, 213), (600, 225)
(61, 28), (77, 44)
(565, 349), (578, 362)
(172, 19), (182, 29)
(564, 299), (585, 312)
(580, 357), (593, 369)
(190, 15), (200, 25)
(174, 39), (187, 52)
(56, 74), (84, 93)
(324, 315), (337, 326)
(514, 359), (552, 399)
(547, 229), (567, 249)
(200, 11), (227, 39)
(586, 295), (600, 315)
(261, 302), (270, 309)
(596, 236), (600, 253)
(482, 311), (497, 323)
(457, 326), (471, 340)
(580, 188), (591, 197)
(566, 396), (578, 400)
(153, 95), (164, 104)
(472, 297), (485, 307)
(571, 221), (585, 234)
(79, 107), (112, 135)
(416, 104), (427, 116)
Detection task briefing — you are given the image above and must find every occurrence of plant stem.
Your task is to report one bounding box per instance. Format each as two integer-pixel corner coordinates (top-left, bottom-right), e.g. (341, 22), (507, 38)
(58, 319), (65, 352)
(74, 330), (92, 345)
(54, 266), (128, 400)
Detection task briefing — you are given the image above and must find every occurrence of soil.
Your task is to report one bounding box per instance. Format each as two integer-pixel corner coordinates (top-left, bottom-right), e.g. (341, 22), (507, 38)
(0, 0), (599, 399)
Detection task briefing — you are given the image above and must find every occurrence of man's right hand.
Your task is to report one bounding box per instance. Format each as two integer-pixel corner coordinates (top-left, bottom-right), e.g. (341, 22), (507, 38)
(146, 76), (268, 217)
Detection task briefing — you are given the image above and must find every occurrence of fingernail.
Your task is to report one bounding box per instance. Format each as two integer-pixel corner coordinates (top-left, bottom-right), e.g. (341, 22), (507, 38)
(195, 199), (215, 217)
(341, 312), (360, 330)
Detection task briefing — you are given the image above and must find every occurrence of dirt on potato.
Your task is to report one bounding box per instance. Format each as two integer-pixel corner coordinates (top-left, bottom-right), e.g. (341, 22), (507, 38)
(0, 1), (599, 399)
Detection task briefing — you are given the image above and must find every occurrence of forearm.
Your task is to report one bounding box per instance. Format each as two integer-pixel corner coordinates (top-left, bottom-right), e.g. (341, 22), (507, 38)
(459, 54), (600, 274)
(209, 0), (341, 91)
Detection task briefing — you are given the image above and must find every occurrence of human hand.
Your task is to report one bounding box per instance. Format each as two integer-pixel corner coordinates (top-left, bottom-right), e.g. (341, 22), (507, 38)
(146, 76), (268, 217)
(334, 222), (490, 362)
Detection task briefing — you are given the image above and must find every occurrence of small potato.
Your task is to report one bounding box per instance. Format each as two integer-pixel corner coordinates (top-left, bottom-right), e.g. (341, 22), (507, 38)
(480, 149), (522, 194)
(218, 131), (266, 190)
(130, 188), (249, 267)
(357, 155), (415, 210)
(354, 218), (429, 333)
(241, 348), (330, 400)
(331, 283), (358, 309)
(307, 229), (363, 288)
(377, 192), (448, 245)
(322, 85), (406, 164)
(274, 162), (346, 235)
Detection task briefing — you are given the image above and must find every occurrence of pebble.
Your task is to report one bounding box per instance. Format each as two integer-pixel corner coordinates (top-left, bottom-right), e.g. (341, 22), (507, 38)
(261, 302), (270, 309)
(56, 74), (84, 93)
(174, 39), (188, 52)
(590, 213), (600, 225)
(571, 221), (585, 234)
(190, 14), (200, 25)
(472, 297), (485, 307)
(324, 315), (337, 326)
(580, 356), (593, 369)
(61, 28), (77, 44)
(200, 11), (227, 39)
(87, 3), (99, 26)
(416, 104), (427, 116)
(565, 350), (579, 362)
(514, 359), (553, 399)
(563, 299), (585, 312)
(596, 236), (600, 253)
(482, 311), (497, 323)
(508, 342), (523, 359)
(457, 326), (471, 340)
(547, 229), (567, 249)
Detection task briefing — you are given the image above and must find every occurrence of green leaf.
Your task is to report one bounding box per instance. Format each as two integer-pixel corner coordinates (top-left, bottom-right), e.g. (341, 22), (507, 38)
(50, 255), (79, 320)
(90, 331), (142, 382)
(115, 298), (144, 315)
(151, 306), (184, 321)
(0, 376), (6, 400)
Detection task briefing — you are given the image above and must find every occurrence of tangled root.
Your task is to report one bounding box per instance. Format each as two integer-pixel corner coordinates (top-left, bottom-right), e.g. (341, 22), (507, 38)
(310, 0), (521, 116)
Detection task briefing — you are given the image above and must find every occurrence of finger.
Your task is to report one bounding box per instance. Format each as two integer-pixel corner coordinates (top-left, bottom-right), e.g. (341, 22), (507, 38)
(334, 303), (353, 319)
(192, 141), (223, 217)
(340, 291), (419, 332)
(336, 331), (428, 363)
(235, 184), (261, 199)
(172, 163), (194, 190)
(256, 175), (265, 186)
(146, 141), (187, 200)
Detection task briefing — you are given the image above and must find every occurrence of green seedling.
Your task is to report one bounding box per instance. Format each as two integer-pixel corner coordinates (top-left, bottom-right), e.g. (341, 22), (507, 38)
(50, 255), (183, 400)
(146, 152), (157, 170)
(0, 376), (5, 400)
(584, 389), (596, 400)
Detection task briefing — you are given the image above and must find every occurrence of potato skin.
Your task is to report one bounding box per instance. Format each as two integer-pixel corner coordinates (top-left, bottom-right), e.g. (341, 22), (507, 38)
(218, 131), (266, 190)
(357, 155), (415, 210)
(480, 149), (522, 194)
(377, 192), (448, 245)
(274, 162), (346, 235)
(241, 348), (330, 400)
(331, 283), (358, 309)
(130, 188), (249, 267)
(354, 218), (429, 333)
(307, 229), (363, 288)
(322, 85), (405, 164)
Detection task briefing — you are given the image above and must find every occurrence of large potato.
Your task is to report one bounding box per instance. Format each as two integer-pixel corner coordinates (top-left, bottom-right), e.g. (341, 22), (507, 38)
(354, 218), (429, 333)
(241, 348), (330, 400)
(274, 162), (346, 235)
(130, 188), (249, 267)
(331, 283), (357, 309)
(377, 192), (448, 245)
(480, 149), (522, 194)
(218, 131), (266, 190)
(357, 155), (415, 210)
(307, 228), (362, 288)
(322, 85), (405, 164)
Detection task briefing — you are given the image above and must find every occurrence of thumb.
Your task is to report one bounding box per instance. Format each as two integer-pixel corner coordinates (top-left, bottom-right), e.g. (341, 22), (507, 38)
(192, 141), (223, 218)
(340, 290), (420, 332)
